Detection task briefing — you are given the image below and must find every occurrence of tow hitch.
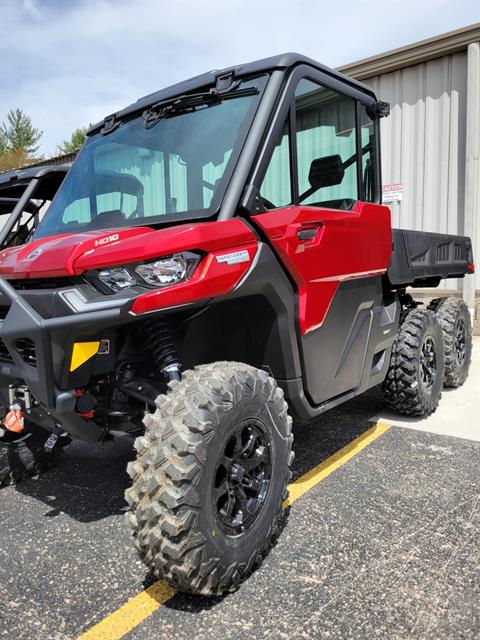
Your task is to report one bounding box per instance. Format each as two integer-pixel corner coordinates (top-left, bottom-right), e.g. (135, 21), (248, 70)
(1, 402), (25, 435)
(0, 385), (33, 436)
(1, 384), (61, 451)
(8, 384), (32, 411)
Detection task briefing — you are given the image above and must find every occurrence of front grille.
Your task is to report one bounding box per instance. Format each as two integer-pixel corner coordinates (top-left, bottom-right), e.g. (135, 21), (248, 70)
(0, 338), (37, 366)
(15, 339), (37, 367)
(0, 338), (12, 362)
(9, 276), (84, 290)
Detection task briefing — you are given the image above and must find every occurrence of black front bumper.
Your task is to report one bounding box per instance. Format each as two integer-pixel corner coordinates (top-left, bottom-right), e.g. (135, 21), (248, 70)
(0, 278), (132, 442)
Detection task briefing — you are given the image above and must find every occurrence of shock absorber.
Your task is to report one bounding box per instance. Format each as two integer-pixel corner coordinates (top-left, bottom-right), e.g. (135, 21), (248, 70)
(143, 317), (182, 383)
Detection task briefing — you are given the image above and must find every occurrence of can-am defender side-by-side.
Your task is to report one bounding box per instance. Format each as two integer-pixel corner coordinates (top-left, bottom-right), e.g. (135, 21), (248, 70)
(0, 54), (474, 595)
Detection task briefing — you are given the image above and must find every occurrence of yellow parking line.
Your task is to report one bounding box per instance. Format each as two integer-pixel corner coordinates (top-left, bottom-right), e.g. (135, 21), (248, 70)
(78, 421), (391, 640)
(283, 421), (391, 507)
(79, 581), (175, 640)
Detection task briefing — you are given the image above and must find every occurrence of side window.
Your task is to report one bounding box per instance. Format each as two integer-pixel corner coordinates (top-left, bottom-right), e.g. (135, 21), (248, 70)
(360, 105), (375, 202)
(295, 79), (358, 210)
(259, 118), (292, 209)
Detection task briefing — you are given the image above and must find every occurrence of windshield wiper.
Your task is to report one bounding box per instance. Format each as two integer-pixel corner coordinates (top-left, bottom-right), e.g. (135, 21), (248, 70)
(142, 85), (258, 129)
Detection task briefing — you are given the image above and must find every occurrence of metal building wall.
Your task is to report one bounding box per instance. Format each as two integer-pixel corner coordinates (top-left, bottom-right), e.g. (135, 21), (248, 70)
(364, 52), (469, 291)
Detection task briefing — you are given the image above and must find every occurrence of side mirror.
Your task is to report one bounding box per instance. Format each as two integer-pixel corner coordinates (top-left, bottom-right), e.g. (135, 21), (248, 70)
(308, 154), (345, 190)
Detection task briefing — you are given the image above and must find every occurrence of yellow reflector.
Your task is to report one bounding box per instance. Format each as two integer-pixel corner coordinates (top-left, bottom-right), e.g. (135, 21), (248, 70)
(70, 341), (100, 372)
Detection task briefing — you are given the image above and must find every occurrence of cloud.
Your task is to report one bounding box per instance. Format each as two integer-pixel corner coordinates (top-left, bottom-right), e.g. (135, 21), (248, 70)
(0, 0), (478, 155)
(20, 0), (43, 20)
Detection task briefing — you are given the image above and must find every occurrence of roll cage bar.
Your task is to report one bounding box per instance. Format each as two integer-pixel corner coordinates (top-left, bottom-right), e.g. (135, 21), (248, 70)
(0, 165), (69, 250)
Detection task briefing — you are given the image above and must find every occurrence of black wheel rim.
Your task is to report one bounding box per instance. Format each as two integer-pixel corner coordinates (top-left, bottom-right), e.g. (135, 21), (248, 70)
(455, 318), (467, 366)
(212, 420), (272, 536)
(420, 336), (437, 390)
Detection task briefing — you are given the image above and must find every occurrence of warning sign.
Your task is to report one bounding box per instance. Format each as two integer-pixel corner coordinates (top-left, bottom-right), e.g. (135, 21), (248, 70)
(382, 183), (404, 203)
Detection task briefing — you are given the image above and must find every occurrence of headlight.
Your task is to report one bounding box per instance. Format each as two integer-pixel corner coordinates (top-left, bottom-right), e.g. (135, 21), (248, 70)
(135, 252), (200, 287)
(94, 252), (200, 292)
(98, 267), (136, 291)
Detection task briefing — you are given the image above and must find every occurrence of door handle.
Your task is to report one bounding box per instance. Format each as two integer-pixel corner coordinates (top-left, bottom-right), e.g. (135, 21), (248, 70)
(297, 222), (323, 241)
(297, 228), (318, 241)
(285, 222), (323, 244)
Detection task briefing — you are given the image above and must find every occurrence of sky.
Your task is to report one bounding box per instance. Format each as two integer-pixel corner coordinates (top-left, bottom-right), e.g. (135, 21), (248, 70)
(0, 0), (479, 157)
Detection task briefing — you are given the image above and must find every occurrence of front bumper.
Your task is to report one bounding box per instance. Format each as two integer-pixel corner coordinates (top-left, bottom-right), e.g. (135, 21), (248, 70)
(0, 278), (134, 441)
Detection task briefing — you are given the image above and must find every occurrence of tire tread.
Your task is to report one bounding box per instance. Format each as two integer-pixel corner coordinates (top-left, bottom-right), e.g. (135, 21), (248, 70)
(428, 297), (472, 387)
(383, 308), (444, 416)
(125, 361), (293, 595)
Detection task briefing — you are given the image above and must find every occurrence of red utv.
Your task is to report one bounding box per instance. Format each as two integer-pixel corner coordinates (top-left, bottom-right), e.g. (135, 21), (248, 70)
(0, 55), (473, 594)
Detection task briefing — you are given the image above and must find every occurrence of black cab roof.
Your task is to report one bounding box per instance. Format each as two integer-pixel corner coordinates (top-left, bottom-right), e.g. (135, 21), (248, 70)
(0, 165), (69, 201)
(90, 52), (377, 134)
(0, 164), (69, 187)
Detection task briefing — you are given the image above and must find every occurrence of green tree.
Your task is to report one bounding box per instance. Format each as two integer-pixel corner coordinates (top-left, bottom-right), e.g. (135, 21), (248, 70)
(0, 149), (29, 174)
(0, 108), (42, 157)
(57, 126), (89, 155)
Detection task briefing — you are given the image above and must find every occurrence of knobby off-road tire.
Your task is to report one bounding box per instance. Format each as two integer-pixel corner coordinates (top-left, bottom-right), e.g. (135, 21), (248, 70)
(0, 423), (70, 487)
(426, 297), (445, 314)
(428, 297), (472, 388)
(383, 308), (445, 416)
(125, 362), (294, 595)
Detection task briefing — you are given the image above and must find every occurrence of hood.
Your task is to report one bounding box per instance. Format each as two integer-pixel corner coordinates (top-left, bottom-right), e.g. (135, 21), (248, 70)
(0, 220), (256, 279)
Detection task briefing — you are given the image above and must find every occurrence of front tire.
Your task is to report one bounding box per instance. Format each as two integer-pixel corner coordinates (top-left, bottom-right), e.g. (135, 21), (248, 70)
(383, 308), (444, 416)
(125, 362), (293, 595)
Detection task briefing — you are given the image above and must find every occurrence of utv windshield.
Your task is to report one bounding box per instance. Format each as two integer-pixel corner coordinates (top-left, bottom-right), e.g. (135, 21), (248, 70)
(34, 77), (266, 239)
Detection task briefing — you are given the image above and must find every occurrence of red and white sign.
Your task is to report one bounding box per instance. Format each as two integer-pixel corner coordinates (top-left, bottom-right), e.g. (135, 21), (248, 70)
(382, 183), (404, 203)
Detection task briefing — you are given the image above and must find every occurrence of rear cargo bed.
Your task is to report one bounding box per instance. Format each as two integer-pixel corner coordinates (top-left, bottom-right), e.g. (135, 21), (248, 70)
(387, 229), (474, 288)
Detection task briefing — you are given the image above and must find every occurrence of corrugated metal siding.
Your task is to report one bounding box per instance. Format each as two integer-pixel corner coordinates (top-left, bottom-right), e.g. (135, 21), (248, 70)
(365, 52), (468, 289)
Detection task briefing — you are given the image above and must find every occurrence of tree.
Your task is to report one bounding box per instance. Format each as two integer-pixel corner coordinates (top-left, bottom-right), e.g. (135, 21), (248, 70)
(0, 149), (29, 174)
(0, 108), (42, 157)
(57, 126), (89, 155)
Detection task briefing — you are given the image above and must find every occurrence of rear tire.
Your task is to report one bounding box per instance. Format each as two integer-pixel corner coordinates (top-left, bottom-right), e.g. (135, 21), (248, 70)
(0, 422), (70, 487)
(426, 296), (446, 314)
(428, 297), (472, 388)
(383, 308), (444, 416)
(125, 362), (293, 595)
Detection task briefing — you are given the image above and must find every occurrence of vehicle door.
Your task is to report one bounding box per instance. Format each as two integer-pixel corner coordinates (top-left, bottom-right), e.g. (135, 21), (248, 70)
(249, 70), (392, 404)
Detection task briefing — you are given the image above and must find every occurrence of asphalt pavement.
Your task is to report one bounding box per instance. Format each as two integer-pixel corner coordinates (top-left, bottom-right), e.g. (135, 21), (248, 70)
(0, 342), (478, 640)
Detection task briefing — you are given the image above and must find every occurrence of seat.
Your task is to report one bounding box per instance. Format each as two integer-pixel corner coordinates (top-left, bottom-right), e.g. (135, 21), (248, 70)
(88, 210), (126, 229)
